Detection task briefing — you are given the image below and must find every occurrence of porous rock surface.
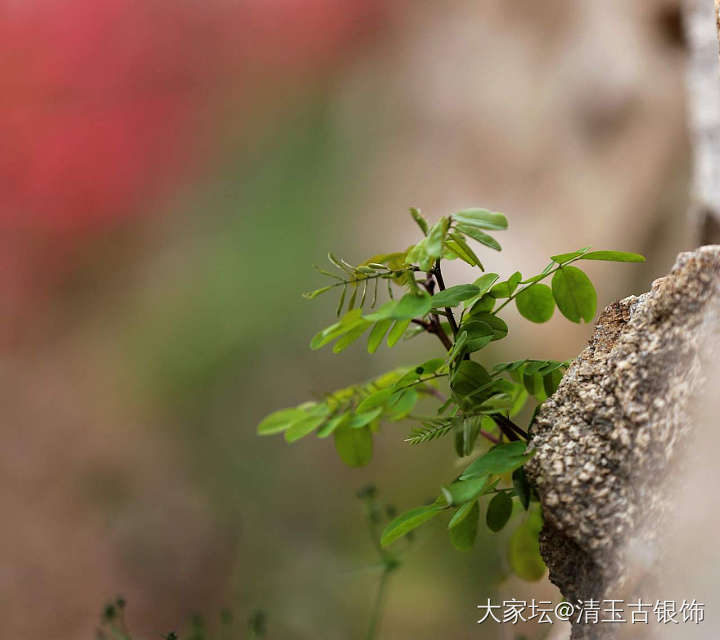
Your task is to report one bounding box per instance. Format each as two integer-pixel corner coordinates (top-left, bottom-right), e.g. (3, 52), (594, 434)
(525, 246), (720, 639)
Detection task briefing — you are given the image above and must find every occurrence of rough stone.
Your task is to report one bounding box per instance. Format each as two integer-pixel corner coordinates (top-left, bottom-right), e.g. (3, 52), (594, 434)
(525, 246), (720, 639)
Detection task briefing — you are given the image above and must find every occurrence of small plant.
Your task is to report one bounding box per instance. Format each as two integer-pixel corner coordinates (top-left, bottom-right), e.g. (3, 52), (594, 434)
(258, 207), (643, 577)
(355, 485), (411, 640)
(96, 598), (262, 640)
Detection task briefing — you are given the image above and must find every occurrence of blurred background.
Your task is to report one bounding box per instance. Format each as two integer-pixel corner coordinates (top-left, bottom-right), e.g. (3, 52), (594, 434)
(0, 0), (697, 638)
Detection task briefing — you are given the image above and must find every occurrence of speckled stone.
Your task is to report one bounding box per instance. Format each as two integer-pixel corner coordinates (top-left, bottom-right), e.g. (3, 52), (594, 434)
(524, 246), (720, 639)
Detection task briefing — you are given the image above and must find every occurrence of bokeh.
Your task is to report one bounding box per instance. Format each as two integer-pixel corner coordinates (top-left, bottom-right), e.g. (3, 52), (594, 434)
(0, 1), (693, 638)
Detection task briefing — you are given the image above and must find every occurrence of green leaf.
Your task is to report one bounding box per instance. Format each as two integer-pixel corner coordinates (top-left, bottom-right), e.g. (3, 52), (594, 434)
(425, 218), (449, 258)
(367, 319), (393, 353)
(356, 388), (394, 413)
(449, 501), (479, 551)
(522, 372), (547, 402)
(458, 321), (494, 353)
(393, 292), (432, 319)
(431, 284), (480, 308)
(392, 368), (423, 389)
(467, 294), (495, 314)
(486, 491), (513, 532)
(332, 320), (371, 353)
(316, 413), (349, 438)
(508, 509), (546, 581)
(460, 442), (533, 479)
(512, 467), (531, 510)
(415, 358), (445, 375)
(405, 418), (454, 444)
(387, 319), (411, 347)
(363, 300), (398, 322)
(381, 504), (445, 547)
(405, 242), (432, 272)
(478, 393), (515, 412)
(463, 273), (499, 310)
(443, 475), (491, 505)
(550, 247), (590, 264)
(447, 330), (467, 363)
(464, 312), (508, 340)
(386, 389), (418, 419)
(543, 367), (564, 397)
(448, 499), (478, 528)
(456, 223), (502, 251)
(313, 264), (344, 280)
(520, 272), (549, 285)
(347, 407), (383, 428)
(310, 309), (363, 349)
(334, 424), (373, 467)
(302, 285), (335, 300)
(336, 284), (347, 316)
(509, 384), (529, 416)
(522, 360), (546, 375)
(450, 361), (492, 399)
(489, 271), (522, 298)
(257, 407), (306, 435)
(328, 252), (355, 274)
(453, 208), (508, 230)
(493, 360), (527, 373)
(455, 415), (482, 457)
(447, 233), (483, 268)
(515, 284), (554, 323)
(581, 250), (646, 262)
(284, 412), (329, 443)
(551, 266), (597, 323)
(537, 360), (566, 375)
(409, 207), (429, 235)
(473, 273), (500, 293)
(347, 282), (358, 310)
(366, 251), (407, 271)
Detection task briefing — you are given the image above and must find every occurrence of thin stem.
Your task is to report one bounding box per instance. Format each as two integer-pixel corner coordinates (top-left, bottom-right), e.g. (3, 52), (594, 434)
(392, 372), (448, 395)
(490, 413), (529, 441)
(421, 273), (454, 350)
(491, 267), (559, 315)
(361, 493), (398, 640)
(492, 254), (587, 316)
(433, 261), (459, 336)
(479, 429), (501, 445)
(417, 386), (447, 402)
(366, 568), (392, 640)
(317, 268), (419, 292)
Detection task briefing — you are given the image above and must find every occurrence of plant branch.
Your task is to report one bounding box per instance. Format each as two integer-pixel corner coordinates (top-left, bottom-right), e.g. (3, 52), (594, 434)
(411, 318), (452, 351)
(417, 386), (447, 402)
(490, 413), (529, 441)
(360, 491), (399, 640)
(311, 267), (419, 294)
(433, 261), (460, 336)
(479, 429), (501, 445)
(392, 372), (449, 395)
